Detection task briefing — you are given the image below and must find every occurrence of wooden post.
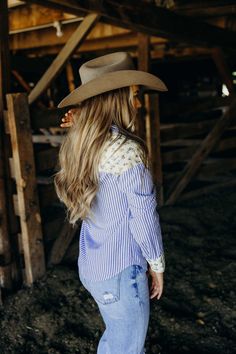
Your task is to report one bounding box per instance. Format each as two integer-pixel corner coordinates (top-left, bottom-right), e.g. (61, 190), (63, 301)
(28, 13), (100, 104)
(12, 70), (31, 93)
(6, 93), (46, 285)
(0, 0), (14, 296)
(144, 93), (164, 206)
(24, 0), (236, 50)
(212, 47), (235, 95)
(48, 222), (78, 266)
(66, 61), (76, 92)
(137, 34), (164, 205)
(137, 32), (150, 141)
(165, 95), (236, 205)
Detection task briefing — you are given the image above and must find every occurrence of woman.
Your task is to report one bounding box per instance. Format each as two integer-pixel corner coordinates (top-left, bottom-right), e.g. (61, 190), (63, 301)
(54, 52), (168, 354)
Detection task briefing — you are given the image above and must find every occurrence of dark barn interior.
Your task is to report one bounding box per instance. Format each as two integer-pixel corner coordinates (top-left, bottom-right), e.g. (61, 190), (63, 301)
(0, 1), (236, 353)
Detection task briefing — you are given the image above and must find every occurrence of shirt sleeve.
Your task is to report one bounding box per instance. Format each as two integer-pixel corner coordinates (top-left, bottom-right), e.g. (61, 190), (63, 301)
(117, 161), (165, 273)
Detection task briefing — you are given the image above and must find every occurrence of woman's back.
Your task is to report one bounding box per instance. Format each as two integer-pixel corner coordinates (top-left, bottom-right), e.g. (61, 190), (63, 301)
(79, 124), (164, 281)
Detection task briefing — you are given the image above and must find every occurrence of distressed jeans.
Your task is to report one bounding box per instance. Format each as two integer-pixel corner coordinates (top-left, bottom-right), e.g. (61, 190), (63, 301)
(79, 264), (150, 354)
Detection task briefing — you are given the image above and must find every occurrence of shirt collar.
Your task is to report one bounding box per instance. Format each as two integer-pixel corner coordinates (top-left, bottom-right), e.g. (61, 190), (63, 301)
(110, 123), (119, 133)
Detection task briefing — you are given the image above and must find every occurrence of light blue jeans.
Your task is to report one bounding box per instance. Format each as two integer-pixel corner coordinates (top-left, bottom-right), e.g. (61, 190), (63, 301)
(79, 264), (150, 354)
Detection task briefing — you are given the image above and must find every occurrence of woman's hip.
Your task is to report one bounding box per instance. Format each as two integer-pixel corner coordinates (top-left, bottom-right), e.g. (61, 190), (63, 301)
(79, 264), (150, 314)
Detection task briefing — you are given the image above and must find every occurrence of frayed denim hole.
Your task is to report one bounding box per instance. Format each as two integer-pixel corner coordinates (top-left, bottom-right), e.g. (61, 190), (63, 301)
(89, 272), (121, 305)
(102, 292), (119, 305)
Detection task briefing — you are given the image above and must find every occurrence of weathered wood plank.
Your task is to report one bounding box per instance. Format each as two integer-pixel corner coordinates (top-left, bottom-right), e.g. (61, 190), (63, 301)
(212, 47), (235, 95)
(0, 0), (15, 291)
(178, 179), (236, 202)
(48, 222), (78, 266)
(10, 25), (166, 54)
(165, 157), (236, 184)
(66, 61), (75, 92)
(13, 194), (19, 217)
(6, 93), (46, 285)
(174, 1), (236, 18)
(137, 32), (149, 141)
(35, 147), (59, 172)
(0, 0), (10, 108)
(25, 0), (236, 49)
(165, 96), (236, 205)
(12, 70), (31, 93)
(28, 13), (100, 104)
(197, 158), (236, 177)
(144, 93), (164, 206)
(162, 136), (236, 165)
(161, 139), (202, 147)
(0, 264), (12, 289)
(160, 118), (236, 142)
(161, 96), (232, 118)
(32, 134), (65, 145)
(30, 107), (67, 129)
(42, 217), (65, 242)
(38, 184), (59, 208)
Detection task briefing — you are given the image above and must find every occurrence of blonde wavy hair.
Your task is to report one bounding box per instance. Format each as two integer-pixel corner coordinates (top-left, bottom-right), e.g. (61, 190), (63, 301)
(54, 86), (150, 226)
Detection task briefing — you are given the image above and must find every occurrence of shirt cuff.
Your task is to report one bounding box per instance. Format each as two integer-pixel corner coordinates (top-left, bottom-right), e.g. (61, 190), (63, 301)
(146, 253), (165, 273)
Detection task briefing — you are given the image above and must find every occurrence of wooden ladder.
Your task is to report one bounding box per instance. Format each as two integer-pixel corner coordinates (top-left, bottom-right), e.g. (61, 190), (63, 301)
(5, 92), (46, 286)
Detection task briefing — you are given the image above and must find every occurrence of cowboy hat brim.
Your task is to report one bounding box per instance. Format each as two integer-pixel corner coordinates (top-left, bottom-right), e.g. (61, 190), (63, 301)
(57, 70), (168, 108)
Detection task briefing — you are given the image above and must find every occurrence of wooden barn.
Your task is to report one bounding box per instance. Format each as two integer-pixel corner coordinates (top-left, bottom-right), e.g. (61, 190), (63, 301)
(0, 1), (236, 353)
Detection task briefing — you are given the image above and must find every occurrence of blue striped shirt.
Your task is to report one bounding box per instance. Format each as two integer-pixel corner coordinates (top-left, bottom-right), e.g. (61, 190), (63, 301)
(78, 124), (165, 281)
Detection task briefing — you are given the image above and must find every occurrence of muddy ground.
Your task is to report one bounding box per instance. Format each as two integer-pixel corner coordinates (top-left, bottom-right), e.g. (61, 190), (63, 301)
(0, 185), (235, 354)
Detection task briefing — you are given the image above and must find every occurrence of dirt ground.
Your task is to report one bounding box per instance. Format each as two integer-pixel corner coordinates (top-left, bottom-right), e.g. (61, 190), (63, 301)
(0, 185), (235, 354)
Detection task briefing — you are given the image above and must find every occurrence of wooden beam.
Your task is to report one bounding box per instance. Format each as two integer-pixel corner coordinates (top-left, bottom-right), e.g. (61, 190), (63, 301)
(165, 157), (236, 185)
(138, 33), (150, 73)
(165, 95), (236, 205)
(30, 107), (67, 129)
(28, 13), (100, 104)
(12, 70), (31, 92)
(178, 179), (236, 202)
(43, 217), (65, 242)
(161, 96), (232, 119)
(13, 40), (213, 62)
(173, 1), (236, 18)
(48, 222), (78, 266)
(0, 0), (13, 290)
(32, 134), (64, 145)
(11, 70), (46, 109)
(0, 264), (13, 289)
(25, 0), (236, 50)
(9, 20), (139, 51)
(160, 119), (226, 143)
(198, 157), (236, 173)
(0, 1), (11, 106)
(137, 32), (149, 141)
(9, 3), (73, 31)
(38, 184), (58, 208)
(35, 147), (59, 172)
(212, 47), (235, 95)
(66, 61), (75, 92)
(162, 136), (236, 165)
(6, 93), (46, 285)
(144, 93), (164, 206)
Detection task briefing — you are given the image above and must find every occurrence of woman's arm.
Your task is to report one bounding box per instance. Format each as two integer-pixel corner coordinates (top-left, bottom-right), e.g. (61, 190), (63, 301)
(117, 160), (165, 300)
(117, 162), (165, 271)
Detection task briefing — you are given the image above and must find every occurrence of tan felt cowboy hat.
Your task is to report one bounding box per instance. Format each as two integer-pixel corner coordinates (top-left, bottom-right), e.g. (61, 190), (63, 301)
(57, 51), (168, 108)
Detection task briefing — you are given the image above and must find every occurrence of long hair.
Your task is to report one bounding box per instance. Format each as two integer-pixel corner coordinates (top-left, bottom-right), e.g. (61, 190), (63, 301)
(54, 86), (149, 226)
